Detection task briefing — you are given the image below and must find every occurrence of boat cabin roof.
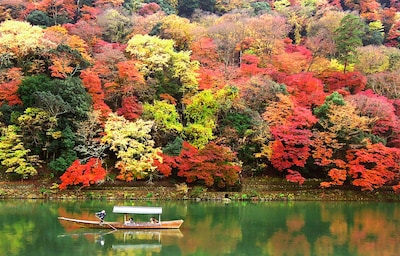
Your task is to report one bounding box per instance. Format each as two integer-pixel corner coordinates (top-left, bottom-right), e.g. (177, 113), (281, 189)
(113, 206), (163, 215)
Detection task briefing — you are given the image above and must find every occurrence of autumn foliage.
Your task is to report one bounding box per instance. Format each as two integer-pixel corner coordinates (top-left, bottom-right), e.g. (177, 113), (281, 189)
(321, 142), (400, 191)
(59, 158), (107, 190)
(1, 0), (400, 193)
(0, 68), (23, 106)
(155, 141), (242, 188)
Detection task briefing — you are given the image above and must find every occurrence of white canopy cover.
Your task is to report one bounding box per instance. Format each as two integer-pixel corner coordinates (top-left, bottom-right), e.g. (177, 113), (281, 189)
(113, 206), (163, 215)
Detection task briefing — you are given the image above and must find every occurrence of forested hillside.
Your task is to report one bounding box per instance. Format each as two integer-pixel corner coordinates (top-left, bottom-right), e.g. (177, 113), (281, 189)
(1, 0), (400, 192)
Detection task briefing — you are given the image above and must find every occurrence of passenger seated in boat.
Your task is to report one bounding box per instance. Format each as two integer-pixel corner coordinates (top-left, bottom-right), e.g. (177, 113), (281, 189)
(150, 217), (159, 223)
(125, 217), (134, 225)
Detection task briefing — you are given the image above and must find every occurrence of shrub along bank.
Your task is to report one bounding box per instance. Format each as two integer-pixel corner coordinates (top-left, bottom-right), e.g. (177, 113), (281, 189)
(1, 177), (399, 202)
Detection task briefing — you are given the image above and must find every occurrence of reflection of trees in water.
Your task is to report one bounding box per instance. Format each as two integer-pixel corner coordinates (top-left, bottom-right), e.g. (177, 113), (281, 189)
(0, 219), (36, 256)
(178, 202), (242, 255)
(174, 202), (400, 256)
(349, 207), (399, 256)
(254, 203), (400, 256)
(0, 201), (68, 255)
(1, 201), (400, 255)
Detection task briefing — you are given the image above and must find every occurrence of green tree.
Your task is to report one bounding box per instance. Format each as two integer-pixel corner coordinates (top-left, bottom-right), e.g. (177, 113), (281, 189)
(184, 90), (219, 148)
(26, 10), (51, 27)
(17, 76), (91, 173)
(162, 136), (184, 156)
(251, 1), (271, 14)
(144, 0), (176, 14)
(177, 0), (199, 17)
(49, 77), (92, 120)
(143, 100), (183, 132)
(33, 91), (72, 118)
(334, 14), (366, 73)
(363, 20), (384, 45)
(97, 9), (132, 43)
(222, 112), (252, 136)
(18, 75), (53, 108)
(143, 100), (183, 145)
(314, 92), (346, 120)
(19, 76), (91, 122)
(48, 126), (78, 173)
(123, 0), (143, 14)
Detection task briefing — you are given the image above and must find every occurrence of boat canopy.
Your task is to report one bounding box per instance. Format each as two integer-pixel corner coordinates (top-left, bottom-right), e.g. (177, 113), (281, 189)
(113, 206), (163, 215)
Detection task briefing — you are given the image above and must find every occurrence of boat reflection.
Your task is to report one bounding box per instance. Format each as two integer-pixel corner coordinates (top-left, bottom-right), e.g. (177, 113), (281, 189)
(59, 229), (183, 252)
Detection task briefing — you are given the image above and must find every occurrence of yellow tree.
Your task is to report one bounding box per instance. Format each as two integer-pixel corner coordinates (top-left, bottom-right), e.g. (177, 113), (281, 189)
(0, 20), (47, 73)
(184, 90), (219, 148)
(159, 14), (196, 51)
(0, 125), (40, 179)
(102, 114), (162, 182)
(94, 0), (124, 8)
(16, 107), (59, 161)
(125, 34), (199, 99)
(278, 4), (314, 44)
(355, 45), (399, 74)
(215, 0), (250, 13)
(246, 13), (290, 64)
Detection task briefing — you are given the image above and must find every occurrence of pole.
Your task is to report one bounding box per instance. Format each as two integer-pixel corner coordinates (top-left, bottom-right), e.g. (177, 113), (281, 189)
(95, 215), (117, 231)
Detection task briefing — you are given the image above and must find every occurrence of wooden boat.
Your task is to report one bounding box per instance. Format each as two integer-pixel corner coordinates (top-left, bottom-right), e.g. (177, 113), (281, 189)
(58, 206), (184, 229)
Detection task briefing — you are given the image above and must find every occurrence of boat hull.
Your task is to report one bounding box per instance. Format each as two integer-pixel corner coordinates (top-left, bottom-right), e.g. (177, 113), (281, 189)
(58, 217), (184, 229)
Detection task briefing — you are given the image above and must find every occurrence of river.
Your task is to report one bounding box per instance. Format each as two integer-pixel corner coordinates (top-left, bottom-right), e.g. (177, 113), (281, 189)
(0, 200), (399, 256)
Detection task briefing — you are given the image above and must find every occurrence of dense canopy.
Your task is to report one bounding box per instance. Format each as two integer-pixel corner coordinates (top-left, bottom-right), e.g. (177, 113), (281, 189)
(1, 0), (400, 192)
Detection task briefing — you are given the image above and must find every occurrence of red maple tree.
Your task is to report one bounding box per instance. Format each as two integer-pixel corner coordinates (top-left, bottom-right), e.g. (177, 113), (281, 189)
(346, 142), (400, 191)
(59, 158), (107, 190)
(321, 142), (400, 191)
(80, 70), (112, 120)
(279, 73), (326, 108)
(155, 141), (242, 188)
(346, 90), (397, 136)
(319, 71), (367, 95)
(116, 96), (143, 120)
(0, 68), (23, 106)
(263, 97), (317, 184)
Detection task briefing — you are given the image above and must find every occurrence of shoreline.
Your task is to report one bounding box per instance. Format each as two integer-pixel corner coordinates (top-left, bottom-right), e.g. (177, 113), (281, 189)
(1, 177), (399, 202)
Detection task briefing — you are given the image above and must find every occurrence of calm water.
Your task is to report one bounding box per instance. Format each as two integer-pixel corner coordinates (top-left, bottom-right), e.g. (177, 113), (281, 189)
(0, 200), (399, 256)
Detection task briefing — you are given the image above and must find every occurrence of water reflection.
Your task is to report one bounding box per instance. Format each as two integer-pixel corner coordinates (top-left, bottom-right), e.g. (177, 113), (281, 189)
(0, 200), (399, 256)
(59, 229), (183, 254)
(173, 201), (400, 256)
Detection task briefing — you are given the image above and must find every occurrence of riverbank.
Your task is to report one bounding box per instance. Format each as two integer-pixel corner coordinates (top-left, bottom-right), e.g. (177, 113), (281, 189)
(1, 177), (399, 201)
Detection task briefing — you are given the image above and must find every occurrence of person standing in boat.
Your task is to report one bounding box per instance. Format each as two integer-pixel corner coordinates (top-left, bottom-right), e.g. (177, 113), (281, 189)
(95, 210), (106, 223)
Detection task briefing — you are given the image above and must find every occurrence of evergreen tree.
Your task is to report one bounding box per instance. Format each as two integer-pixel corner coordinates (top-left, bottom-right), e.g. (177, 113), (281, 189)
(334, 14), (366, 73)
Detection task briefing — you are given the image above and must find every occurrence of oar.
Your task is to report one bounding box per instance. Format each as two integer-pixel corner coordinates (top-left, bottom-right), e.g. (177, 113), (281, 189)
(95, 216), (117, 231)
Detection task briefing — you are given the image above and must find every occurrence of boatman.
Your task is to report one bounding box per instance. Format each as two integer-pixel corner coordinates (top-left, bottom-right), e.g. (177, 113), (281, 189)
(95, 210), (106, 223)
